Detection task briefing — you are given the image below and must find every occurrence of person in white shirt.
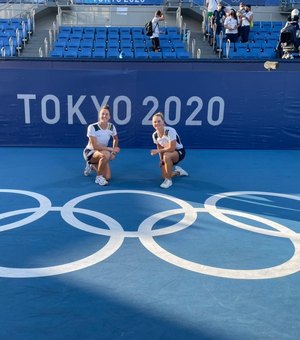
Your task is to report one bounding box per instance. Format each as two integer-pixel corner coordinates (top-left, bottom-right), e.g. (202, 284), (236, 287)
(224, 8), (239, 43)
(150, 10), (165, 52)
(240, 4), (253, 43)
(83, 105), (120, 186)
(150, 112), (188, 189)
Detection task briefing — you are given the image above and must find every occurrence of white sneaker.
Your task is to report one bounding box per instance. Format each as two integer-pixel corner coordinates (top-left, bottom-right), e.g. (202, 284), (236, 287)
(95, 175), (108, 186)
(84, 163), (92, 176)
(174, 165), (189, 177)
(160, 178), (173, 189)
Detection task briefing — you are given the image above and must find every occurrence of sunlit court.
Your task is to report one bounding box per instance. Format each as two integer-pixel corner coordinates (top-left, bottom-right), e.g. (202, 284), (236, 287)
(1, 0), (300, 339)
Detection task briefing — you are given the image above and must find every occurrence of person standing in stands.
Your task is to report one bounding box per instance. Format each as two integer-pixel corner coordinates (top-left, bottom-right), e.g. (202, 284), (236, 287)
(224, 8), (239, 43)
(206, 0), (220, 42)
(150, 10), (165, 52)
(236, 2), (245, 38)
(211, 2), (226, 47)
(150, 112), (188, 189)
(239, 4), (253, 43)
(83, 104), (120, 186)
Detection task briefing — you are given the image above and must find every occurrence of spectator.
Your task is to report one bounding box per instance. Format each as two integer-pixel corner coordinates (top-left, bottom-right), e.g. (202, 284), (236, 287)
(206, 0), (220, 41)
(236, 2), (245, 37)
(239, 5), (253, 43)
(150, 10), (165, 52)
(211, 2), (226, 46)
(83, 105), (120, 186)
(236, 2), (246, 18)
(224, 8), (239, 43)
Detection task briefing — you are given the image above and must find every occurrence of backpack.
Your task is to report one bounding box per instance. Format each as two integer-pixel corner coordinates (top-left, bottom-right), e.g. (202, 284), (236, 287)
(145, 20), (153, 36)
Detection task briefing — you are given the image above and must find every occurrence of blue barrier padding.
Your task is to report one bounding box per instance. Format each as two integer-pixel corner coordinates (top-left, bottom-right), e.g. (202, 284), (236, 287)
(1, 59), (300, 149)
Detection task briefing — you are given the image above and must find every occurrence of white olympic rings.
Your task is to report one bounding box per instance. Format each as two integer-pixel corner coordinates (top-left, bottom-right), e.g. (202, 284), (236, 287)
(0, 189), (299, 280)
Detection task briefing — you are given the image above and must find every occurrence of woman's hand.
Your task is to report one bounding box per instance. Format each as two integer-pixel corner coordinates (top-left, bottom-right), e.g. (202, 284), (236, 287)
(150, 149), (159, 156)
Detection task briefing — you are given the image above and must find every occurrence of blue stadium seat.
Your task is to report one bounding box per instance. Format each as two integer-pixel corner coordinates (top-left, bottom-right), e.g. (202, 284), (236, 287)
(134, 50), (148, 59)
(176, 50), (190, 59)
(94, 39), (106, 49)
(107, 40), (119, 49)
(107, 32), (119, 41)
(95, 27), (107, 35)
(148, 51), (163, 59)
(50, 48), (64, 58)
(84, 27), (95, 34)
(57, 31), (69, 40)
(132, 27), (144, 35)
(120, 27), (131, 35)
(68, 38), (81, 49)
(78, 48), (92, 58)
(93, 48), (105, 58)
(172, 40), (185, 49)
(120, 39), (132, 50)
(119, 49), (134, 59)
(63, 49), (78, 58)
(60, 26), (72, 34)
(167, 27), (179, 35)
(54, 39), (67, 49)
(107, 27), (119, 34)
(247, 46), (262, 58)
(260, 47), (276, 58)
(81, 38), (94, 49)
(106, 48), (119, 59)
(133, 38), (145, 49)
(82, 32), (95, 39)
(162, 51), (177, 59)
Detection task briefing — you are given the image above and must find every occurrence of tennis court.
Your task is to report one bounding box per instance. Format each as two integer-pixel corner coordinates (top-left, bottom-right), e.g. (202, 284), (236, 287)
(0, 147), (300, 339)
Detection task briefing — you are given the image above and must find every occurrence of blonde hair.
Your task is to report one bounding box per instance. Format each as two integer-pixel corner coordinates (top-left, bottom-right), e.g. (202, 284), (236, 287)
(152, 112), (165, 122)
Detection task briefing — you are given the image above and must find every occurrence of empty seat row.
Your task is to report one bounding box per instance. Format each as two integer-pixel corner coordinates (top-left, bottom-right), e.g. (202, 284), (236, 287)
(50, 25), (190, 60)
(50, 47), (190, 59)
(59, 25), (179, 36)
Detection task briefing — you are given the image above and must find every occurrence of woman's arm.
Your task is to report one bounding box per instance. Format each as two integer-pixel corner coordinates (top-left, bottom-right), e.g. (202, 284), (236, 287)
(89, 136), (115, 152)
(150, 140), (176, 156)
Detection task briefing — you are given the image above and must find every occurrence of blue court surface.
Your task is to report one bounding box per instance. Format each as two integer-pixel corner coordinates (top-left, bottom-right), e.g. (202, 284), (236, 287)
(1, 147), (300, 340)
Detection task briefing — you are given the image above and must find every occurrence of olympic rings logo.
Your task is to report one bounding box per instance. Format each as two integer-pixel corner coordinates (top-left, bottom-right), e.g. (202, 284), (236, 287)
(1, 189), (300, 280)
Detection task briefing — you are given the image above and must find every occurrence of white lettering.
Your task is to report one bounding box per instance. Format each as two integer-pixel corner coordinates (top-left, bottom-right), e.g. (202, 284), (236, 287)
(113, 95), (131, 125)
(41, 95), (60, 124)
(17, 94), (36, 124)
(91, 95), (110, 113)
(67, 95), (86, 124)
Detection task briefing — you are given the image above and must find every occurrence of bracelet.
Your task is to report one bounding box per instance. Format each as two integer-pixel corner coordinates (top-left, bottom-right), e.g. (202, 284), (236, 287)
(111, 152), (116, 155)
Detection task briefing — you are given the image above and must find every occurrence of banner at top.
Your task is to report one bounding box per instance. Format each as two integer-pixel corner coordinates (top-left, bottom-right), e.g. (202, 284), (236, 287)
(74, 0), (163, 5)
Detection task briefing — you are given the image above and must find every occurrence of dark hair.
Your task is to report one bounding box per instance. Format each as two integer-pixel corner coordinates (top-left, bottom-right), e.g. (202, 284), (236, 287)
(102, 104), (110, 110)
(156, 10), (162, 17)
(230, 8), (237, 20)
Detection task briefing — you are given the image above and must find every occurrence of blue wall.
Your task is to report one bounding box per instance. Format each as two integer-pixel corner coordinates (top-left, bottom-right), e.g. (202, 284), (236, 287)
(1, 59), (300, 149)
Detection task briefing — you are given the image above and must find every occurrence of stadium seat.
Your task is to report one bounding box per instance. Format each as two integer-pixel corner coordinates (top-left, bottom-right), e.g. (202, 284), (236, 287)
(119, 49), (134, 59)
(84, 27), (95, 34)
(162, 51), (177, 59)
(94, 39), (106, 49)
(63, 49), (78, 58)
(134, 50), (148, 59)
(50, 48), (64, 58)
(81, 38), (93, 49)
(107, 40), (119, 49)
(93, 48), (105, 58)
(176, 50), (190, 59)
(106, 48), (120, 59)
(148, 51), (163, 59)
(78, 48), (92, 58)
